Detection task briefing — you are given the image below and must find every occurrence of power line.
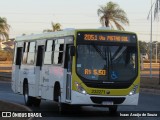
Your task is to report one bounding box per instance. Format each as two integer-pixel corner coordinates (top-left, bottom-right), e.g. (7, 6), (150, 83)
(7, 21), (160, 25)
(0, 12), (153, 14)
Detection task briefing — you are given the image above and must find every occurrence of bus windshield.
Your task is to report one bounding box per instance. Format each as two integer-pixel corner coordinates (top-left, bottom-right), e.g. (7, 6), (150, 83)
(76, 44), (137, 82)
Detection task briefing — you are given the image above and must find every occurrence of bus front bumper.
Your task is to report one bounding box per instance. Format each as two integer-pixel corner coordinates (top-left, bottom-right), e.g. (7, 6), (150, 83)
(70, 90), (139, 106)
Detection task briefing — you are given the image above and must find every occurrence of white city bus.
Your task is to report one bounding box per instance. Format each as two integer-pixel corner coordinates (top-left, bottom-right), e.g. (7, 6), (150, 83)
(12, 29), (140, 113)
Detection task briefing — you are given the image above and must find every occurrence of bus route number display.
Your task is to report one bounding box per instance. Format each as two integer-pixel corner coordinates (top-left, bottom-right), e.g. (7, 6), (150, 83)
(84, 34), (129, 42)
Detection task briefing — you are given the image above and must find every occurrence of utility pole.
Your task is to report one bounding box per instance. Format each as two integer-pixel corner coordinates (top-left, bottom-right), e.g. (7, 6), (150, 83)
(159, 59), (160, 84)
(155, 42), (158, 63)
(159, 60), (160, 85)
(150, 0), (153, 78)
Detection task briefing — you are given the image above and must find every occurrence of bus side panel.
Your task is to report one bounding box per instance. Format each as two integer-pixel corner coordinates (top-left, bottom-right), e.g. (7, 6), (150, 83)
(41, 65), (53, 100)
(35, 66), (41, 97)
(41, 66), (65, 101)
(61, 69), (68, 103)
(12, 65), (21, 93)
(12, 43), (23, 93)
(20, 65), (36, 96)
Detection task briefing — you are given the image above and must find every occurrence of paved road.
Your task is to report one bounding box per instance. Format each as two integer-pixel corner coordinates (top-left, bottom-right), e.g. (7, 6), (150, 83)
(0, 81), (160, 120)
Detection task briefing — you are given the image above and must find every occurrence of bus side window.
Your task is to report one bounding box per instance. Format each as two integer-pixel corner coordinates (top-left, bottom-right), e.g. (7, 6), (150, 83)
(64, 45), (73, 72)
(53, 39), (64, 65)
(58, 44), (64, 63)
(27, 42), (35, 65)
(16, 47), (23, 66)
(22, 42), (28, 64)
(36, 45), (44, 67)
(64, 45), (69, 69)
(44, 40), (54, 64)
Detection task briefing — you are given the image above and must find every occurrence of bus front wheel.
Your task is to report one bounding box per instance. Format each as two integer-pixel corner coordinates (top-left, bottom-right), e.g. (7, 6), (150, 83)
(58, 93), (66, 113)
(23, 83), (33, 106)
(109, 105), (118, 114)
(57, 89), (70, 113)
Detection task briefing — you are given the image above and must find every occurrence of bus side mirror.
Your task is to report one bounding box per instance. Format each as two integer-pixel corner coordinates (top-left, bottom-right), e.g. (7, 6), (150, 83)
(70, 46), (75, 56)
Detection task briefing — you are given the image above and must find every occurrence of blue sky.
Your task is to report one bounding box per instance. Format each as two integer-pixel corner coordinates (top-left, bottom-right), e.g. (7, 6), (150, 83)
(0, 0), (159, 42)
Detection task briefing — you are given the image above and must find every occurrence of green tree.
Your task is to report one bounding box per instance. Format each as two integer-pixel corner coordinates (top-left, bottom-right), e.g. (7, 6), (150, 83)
(43, 22), (61, 32)
(97, 1), (129, 30)
(146, 42), (160, 60)
(0, 17), (10, 49)
(139, 41), (148, 54)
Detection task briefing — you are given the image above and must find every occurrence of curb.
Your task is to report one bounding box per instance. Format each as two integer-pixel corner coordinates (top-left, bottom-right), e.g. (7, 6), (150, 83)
(0, 100), (34, 120)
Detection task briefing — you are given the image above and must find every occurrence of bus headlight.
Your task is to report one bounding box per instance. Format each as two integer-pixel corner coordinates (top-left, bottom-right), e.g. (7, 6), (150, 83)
(75, 82), (87, 94)
(129, 85), (138, 96)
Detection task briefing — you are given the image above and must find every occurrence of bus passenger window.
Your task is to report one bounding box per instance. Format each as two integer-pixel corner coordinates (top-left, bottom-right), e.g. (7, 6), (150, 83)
(22, 42), (28, 64)
(44, 40), (54, 64)
(27, 42), (35, 65)
(58, 44), (64, 63)
(16, 47), (23, 66)
(53, 43), (64, 65)
(36, 46), (44, 67)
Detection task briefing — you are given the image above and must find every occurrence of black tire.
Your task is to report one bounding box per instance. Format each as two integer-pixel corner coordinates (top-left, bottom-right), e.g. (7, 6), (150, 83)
(33, 98), (41, 107)
(109, 105), (118, 114)
(57, 88), (71, 114)
(23, 83), (33, 106)
(58, 96), (79, 114)
(70, 105), (81, 113)
(58, 94), (66, 113)
(59, 103), (69, 114)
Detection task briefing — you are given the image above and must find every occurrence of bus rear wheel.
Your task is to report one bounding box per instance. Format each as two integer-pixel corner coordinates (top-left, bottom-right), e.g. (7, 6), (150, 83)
(33, 98), (41, 107)
(23, 83), (33, 106)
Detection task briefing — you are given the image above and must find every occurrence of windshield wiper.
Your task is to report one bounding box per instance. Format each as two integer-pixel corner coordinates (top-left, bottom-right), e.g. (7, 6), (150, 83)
(111, 46), (122, 60)
(92, 44), (109, 81)
(92, 44), (106, 60)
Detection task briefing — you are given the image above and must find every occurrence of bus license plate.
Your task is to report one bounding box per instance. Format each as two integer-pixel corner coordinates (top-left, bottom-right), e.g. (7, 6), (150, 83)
(102, 101), (113, 105)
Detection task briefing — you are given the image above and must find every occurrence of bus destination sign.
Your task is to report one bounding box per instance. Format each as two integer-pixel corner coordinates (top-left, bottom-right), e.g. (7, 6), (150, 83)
(77, 32), (137, 43)
(84, 34), (128, 42)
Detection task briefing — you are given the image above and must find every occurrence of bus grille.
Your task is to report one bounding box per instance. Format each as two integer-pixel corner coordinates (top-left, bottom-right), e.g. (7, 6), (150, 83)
(90, 97), (125, 104)
(85, 82), (132, 89)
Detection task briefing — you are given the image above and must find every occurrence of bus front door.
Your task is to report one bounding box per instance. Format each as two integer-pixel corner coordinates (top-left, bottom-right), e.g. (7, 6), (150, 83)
(65, 45), (73, 101)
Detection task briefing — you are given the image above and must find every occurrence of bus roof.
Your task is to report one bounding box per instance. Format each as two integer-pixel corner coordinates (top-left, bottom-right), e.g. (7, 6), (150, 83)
(15, 29), (137, 42)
